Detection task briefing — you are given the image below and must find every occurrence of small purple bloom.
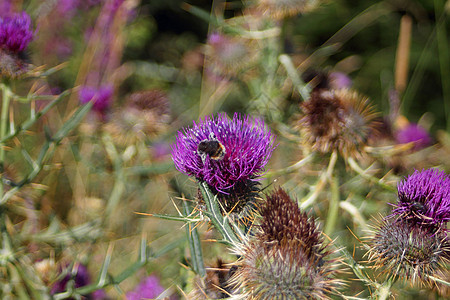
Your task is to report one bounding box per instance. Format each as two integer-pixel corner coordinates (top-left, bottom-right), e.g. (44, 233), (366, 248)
(172, 113), (276, 191)
(51, 264), (91, 294)
(207, 32), (223, 45)
(152, 142), (171, 160)
(126, 275), (165, 300)
(79, 85), (113, 112)
(0, 11), (34, 53)
(395, 123), (432, 150)
(329, 72), (352, 89)
(392, 168), (450, 226)
(52, 264), (107, 299)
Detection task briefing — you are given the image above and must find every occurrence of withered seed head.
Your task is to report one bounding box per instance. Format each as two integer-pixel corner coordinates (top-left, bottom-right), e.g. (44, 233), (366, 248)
(299, 89), (379, 158)
(103, 89), (170, 145)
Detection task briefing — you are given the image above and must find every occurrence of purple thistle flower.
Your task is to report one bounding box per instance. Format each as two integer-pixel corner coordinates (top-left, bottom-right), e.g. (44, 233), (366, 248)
(172, 113), (276, 191)
(0, 11), (33, 53)
(392, 168), (450, 226)
(395, 123), (432, 150)
(126, 275), (165, 300)
(79, 85), (113, 113)
(367, 216), (449, 287)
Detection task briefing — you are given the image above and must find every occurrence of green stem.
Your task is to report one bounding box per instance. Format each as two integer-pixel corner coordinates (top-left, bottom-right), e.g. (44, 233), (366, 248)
(339, 247), (373, 285)
(198, 181), (241, 245)
(339, 201), (368, 231)
(102, 134), (126, 221)
(372, 276), (396, 300)
(266, 153), (314, 176)
(347, 157), (395, 192)
(324, 175), (340, 236)
(300, 151), (337, 209)
(182, 200), (206, 277)
(0, 84), (11, 197)
(279, 54), (310, 101)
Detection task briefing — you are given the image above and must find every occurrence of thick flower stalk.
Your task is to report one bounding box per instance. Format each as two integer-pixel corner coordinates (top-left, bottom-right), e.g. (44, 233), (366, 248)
(230, 188), (342, 299)
(391, 168), (450, 226)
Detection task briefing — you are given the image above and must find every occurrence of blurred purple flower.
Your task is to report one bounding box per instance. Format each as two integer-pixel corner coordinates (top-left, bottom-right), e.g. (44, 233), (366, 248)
(126, 275), (165, 300)
(152, 142), (171, 160)
(79, 85), (113, 113)
(56, 0), (80, 16)
(0, 1), (13, 18)
(329, 72), (352, 89)
(0, 11), (34, 53)
(207, 32), (223, 45)
(395, 123), (431, 150)
(52, 264), (107, 299)
(391, 168), (450, 226)
(172, 113), (276, 191)
(51, 264), (90, 294)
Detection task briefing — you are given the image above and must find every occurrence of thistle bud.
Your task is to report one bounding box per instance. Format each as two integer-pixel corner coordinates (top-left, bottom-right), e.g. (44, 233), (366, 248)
(230, 188), (342, 299)
(367, 217), (449, 287)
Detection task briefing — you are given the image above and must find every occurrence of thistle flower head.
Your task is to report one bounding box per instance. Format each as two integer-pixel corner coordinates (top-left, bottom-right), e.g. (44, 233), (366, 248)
(298, 89), (379, 158)
(367, 217), (450, 286)
(230, 188), (342, 299)
(395, 123), (432, 150)
(79, 84), (113, 113)
(206, 32), (256, 77)
(0, 11), (33, 78)
(260, 188), (322, 253)
(391, 168), (450, 226)
(172, 113), (276, 192)
(103, 89), (171, 145)
(0, 11), (33, 53)
(255, 0), (321, 19)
